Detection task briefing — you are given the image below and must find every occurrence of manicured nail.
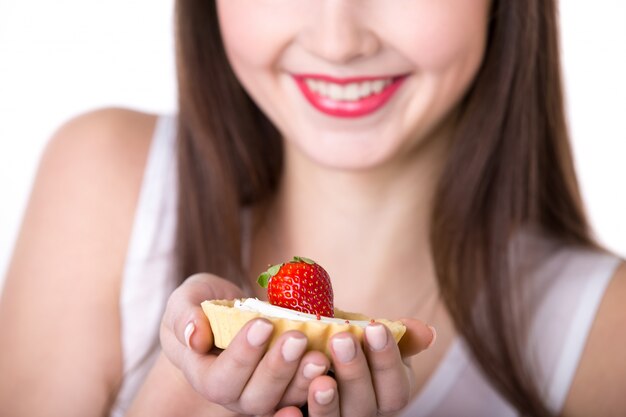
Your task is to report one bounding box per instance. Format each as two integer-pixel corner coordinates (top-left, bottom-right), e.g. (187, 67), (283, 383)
(281, 336), (307, 362)
(426, 325), (437, 349)
(247, 320), (273, 347)
(184, 322), (195, 349)
(365, 324), (388, 351)
(332, 337), (356, 363)
(303, 363), (326, 379)
(315, 388), (335, 405)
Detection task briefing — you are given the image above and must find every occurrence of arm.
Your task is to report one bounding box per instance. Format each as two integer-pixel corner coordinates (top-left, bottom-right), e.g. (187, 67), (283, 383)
(561, 261), (626, 416)
(0, 108), (156, 416)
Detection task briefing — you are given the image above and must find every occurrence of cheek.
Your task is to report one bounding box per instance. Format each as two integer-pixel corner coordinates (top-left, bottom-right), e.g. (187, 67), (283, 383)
(217, 1), (298, 70)
(217, 0), (311, 70)
(386, 0), (490, 71)
(216, 1), (302, 136)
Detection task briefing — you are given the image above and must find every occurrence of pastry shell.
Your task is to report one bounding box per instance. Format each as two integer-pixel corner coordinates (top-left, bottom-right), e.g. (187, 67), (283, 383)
(201, 299), (406, 357)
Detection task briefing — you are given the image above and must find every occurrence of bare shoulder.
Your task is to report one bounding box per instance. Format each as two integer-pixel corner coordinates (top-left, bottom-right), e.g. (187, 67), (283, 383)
(561, 259), (626, 417)
(34, 107), (158, 255)
(20, 107), (158, 281)
(0, 108), (160, 416)
(45, 107), (157, 181)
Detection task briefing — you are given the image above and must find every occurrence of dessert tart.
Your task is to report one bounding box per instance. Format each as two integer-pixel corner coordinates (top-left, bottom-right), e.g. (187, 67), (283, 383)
(201, 257), (406, 357)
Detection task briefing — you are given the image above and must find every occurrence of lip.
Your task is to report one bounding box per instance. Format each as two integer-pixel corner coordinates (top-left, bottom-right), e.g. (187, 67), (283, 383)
(292, 73), (409, 118)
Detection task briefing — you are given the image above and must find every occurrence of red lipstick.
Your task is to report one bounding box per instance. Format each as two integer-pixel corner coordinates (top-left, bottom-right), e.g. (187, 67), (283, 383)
(292, 74), (408, 118)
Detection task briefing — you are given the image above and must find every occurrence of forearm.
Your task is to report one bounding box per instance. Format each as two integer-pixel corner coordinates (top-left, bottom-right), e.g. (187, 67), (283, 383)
(127, 351), (242, 417)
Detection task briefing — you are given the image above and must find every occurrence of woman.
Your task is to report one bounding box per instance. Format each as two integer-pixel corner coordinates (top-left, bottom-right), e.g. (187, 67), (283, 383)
(1, 0), (624, 416)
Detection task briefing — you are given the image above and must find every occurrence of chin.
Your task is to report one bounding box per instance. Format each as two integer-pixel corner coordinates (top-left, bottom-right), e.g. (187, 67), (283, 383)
(285, 121), (406, 170)
(313, 152), (390, 171)
(288, 129), (404, 172)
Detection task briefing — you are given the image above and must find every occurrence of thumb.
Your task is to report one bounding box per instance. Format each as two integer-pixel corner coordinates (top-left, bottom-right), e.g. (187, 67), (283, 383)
(162, 273), (244, 357)
(397, 318), (437, 357)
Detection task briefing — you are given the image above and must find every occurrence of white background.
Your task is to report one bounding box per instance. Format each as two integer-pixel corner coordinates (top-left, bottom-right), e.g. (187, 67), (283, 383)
(1, 1), (625, 292)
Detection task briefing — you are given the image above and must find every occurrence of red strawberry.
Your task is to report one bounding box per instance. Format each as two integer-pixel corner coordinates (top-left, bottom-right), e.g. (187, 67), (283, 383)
(257, 256), (334, 318)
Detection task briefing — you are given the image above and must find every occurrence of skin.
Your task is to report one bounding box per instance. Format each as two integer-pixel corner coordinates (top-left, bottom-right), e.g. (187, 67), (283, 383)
(1, 1), (625, 417)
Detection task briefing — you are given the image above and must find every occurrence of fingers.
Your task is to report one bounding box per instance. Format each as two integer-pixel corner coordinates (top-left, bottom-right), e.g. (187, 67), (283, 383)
(279, 350), (330, 407)
(326, 322), (432, 416)
(271, 376), (342, 417)
(238, 331), (309, 413)
(160, 273), (244, 366)
(397, 318), (437, 357)
(198, 325), (328, 415)
(272, 407), (304, 417)
(306, 376), (340, 417)
(167, 315), (318, 415)
(329, 333), (377, 415)
(195, 318), (274, 405)
(363, 323), (411, 414)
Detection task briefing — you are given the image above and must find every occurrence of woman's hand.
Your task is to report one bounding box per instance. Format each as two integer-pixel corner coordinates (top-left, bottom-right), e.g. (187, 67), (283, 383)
(274, 318), (435, 417)
(159, 273), (331, 415)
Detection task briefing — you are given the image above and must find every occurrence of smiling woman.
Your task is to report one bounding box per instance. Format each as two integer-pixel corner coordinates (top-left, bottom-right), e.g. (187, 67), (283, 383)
(0, 1), (625, 417)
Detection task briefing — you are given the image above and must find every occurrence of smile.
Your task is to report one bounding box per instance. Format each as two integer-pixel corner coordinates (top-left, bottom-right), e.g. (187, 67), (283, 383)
(292, 74), (408, 118)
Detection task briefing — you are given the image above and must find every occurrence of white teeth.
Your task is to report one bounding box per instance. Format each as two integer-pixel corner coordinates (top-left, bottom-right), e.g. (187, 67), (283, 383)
(318, 81), (328, 96)
(372, 80), (386, 94)
(304, 78), (394, 102)
(345, 83), (360, 100)
(328, 83), (343, 101)
(359, 82), (373, 97)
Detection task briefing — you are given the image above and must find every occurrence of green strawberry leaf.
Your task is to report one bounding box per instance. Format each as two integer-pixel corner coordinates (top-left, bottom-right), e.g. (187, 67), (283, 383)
(257, 272), (271, 288)
(258, 263), (282, 288)
(293, 256), (315, 265)
(267, 264), (281, 276)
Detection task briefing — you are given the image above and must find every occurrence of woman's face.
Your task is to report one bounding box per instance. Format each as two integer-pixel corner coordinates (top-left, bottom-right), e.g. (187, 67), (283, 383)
(217, 0), (491, 170)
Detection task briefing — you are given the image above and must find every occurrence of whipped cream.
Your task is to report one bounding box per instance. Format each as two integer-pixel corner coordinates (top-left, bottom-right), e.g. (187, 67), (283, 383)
(234, 298), (371, 328)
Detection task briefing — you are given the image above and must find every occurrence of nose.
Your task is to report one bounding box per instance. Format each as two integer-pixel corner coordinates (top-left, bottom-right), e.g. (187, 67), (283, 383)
(299, 0), (380, 64)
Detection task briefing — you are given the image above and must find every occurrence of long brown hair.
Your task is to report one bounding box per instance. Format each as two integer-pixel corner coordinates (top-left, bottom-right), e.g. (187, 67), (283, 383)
(174, 0), (593, 415)
(432, 1), (593, 416)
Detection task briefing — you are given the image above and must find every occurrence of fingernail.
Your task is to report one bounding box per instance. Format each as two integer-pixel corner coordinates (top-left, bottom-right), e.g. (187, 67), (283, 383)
(303, 363), (326, 379)
(247, 320), (273, 347)
(314, 388), (335, 405)
(184, 322), (195, 349)
(281, 336), (307, 362)
(426, 325), (437, 349)
(365, 324), (388, 351)
(332, 337), (356, 363)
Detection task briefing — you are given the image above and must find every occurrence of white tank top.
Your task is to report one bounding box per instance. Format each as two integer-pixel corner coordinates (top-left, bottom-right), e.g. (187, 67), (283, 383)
(110, 115), (621, 416)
